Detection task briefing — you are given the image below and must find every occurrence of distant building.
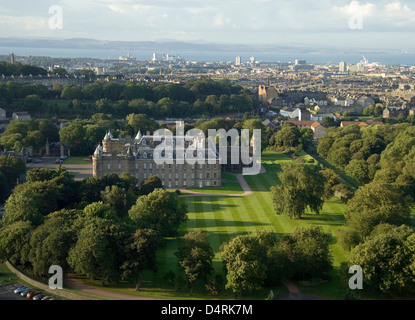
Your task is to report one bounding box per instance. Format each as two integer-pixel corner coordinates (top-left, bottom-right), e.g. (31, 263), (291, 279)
(93, 130), (222, 189)
(310, 113), (338, 122)
(235, 56), (241, 66)
(258, 85), (280, 106)
(356, 96), (375, 108)
(12, 112), (30, 121)
(286, 120), (327, 140)
(383, 107), (409, 119)
(339, 61), (347, 72)
(10, 53), (15, 64)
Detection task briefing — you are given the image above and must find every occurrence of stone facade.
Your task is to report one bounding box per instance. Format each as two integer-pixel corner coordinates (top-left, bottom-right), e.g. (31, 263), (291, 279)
(93, 131), (222, 189)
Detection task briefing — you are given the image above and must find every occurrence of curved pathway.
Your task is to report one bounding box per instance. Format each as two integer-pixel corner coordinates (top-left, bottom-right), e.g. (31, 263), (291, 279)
(64, 273), (166, 300)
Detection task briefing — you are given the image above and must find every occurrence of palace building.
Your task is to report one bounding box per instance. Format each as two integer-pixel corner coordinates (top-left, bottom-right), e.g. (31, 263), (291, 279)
(92, 130), (222, 189)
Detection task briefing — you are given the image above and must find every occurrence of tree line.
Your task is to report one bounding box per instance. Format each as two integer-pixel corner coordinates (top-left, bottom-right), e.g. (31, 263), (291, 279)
(0, 77), (258, 119)
(314, 123), (415, 296)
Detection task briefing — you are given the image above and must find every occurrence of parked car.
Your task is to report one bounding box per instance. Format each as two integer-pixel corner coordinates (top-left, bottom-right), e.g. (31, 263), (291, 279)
(33, 294), (46, 300)
(33, 159), (42, 163)
(41, 295), (53, 300)
(20, 288), (31, 296)
(26, 290), (41, 299)
(14, 286), (28, 294)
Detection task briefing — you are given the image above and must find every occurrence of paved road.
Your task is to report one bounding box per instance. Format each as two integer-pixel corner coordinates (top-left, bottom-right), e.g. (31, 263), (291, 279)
(0, 282), (28, 300)
(26, 157), (93, 181)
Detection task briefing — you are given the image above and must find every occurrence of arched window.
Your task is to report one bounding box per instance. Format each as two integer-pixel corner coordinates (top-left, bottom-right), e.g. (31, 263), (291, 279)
(143, 152), (147, 159)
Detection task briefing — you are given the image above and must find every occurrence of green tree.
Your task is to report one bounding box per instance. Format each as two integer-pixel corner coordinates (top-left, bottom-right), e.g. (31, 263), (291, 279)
(271, 164), (325, 219)
(67, 218), (126, 285)
(140, 175), (163, 196)
(175, 229), (214, 296)
(0, 221), (34, 265)
(345, 159), (370, 185)
(220, 233), (268, 298)
(125, 113), (159, 136)
(59, 120), (88, 155)
(101, 185), (135, 218)
(28, 214), (77, 277)
(128, 189), (188, 237)
(121, 228), (160, 291)
(345, 182), (413, 237)
(281, 226), (333, 280)
(0, 155), (25, 189)
(321, 168), (339, 199)
(349, 225), (415, 294)
(61, 85), (83, 100)
(270, 124), (301, 150)
(83, 201), (117, 220)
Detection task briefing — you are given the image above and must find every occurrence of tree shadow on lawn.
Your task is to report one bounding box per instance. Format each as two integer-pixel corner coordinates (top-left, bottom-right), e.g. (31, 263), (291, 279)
(299, 213), (345, 227)
(201, 219), (271, 229)
(189, 198), (240, 208)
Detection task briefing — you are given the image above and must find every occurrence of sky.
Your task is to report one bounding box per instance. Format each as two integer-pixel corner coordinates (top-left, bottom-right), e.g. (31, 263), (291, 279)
(0, 0), (414, 50)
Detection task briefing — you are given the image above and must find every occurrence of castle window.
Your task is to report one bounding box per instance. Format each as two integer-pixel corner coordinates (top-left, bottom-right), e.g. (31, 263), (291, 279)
(199, 173), (203, 179)
(143, 163), (147, 170)
(118, 163), (121, 170)
(175, 173), (178, 179)
(206, 173), (210, 179)
(214, 181), (217, 186)
(184, 180), (187, 186)
(199, 164), (203, 169)
(206, 181), (210, 187)
(214, 173), (217, 179)
(107, 164), (111, 170)
(184, 173), (187, 179)
(149, 163), (152, 170)
(191, 173), (195, 179)
(143, 152), (147, 159)
(162, 173), (165, 179)
(144, 173), (147, 179)
(135, 163), (139, 169)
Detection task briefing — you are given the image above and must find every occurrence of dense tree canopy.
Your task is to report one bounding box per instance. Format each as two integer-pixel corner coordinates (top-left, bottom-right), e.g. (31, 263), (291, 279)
(271, 164), (325, 219)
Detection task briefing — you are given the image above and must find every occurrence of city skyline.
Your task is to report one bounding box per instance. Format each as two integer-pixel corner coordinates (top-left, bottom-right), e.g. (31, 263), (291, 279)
(0, 0), (415, 50)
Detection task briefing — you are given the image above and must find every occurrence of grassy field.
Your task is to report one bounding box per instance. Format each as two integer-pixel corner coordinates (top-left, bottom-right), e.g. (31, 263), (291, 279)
(63, 156), (93, 165)
(82, 150), (350, 300)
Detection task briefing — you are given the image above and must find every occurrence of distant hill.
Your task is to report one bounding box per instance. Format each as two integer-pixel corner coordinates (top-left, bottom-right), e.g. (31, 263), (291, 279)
(0, 37), (394, 55)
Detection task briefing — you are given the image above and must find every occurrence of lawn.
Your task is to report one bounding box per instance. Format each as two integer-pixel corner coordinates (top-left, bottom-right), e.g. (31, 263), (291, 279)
(82, 150), (350, 300)
(62, 156), (93, 165)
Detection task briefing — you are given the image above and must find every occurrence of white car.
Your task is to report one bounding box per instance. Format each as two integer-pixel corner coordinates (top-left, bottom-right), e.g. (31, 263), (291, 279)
(14, 285), (29, 294)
